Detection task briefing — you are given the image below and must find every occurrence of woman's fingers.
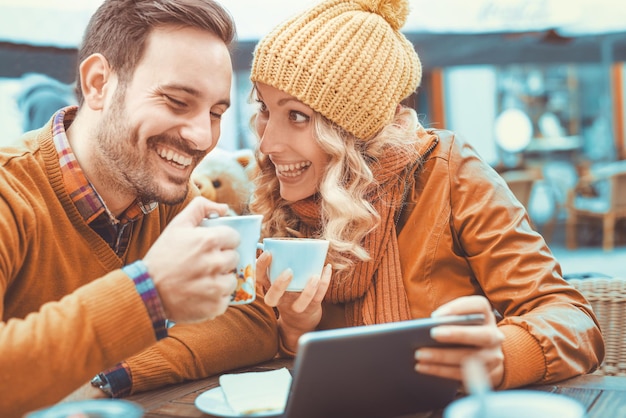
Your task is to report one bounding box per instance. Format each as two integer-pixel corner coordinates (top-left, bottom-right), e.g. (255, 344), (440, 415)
(431, 295), (496, 325)
(263, 268), (293, 307)
(430, 324), (505, 347)
(256, 251), (272, 290)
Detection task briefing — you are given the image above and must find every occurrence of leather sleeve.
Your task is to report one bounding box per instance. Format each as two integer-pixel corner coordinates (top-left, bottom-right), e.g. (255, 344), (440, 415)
(398, 129), (604, 389)
(446, 134), (605, 388)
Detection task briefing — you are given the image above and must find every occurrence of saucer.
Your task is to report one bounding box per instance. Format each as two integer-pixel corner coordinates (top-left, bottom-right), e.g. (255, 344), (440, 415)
(195, 387), (283, 418)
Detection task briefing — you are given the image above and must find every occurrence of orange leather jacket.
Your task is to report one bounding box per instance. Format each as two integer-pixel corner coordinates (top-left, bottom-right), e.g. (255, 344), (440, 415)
(397, 129), (604, 389)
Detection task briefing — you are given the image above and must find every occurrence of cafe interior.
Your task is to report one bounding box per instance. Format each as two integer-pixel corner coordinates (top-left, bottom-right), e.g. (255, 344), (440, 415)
(1, 1), (626, 415)
(2, 0), (625, 258)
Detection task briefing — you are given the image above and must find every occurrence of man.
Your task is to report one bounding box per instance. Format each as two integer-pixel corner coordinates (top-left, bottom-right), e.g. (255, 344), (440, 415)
(0, 1), (277, 416)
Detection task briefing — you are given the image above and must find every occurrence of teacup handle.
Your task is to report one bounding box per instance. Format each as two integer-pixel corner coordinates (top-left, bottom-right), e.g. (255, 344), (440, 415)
(256, 242), (265, 251)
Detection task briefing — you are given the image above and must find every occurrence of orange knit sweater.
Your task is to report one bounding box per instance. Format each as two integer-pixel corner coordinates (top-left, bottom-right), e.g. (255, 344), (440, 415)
(0, 124), (278, 417)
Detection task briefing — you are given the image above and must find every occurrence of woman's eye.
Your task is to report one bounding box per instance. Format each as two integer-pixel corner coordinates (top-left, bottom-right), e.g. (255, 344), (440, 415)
(255, 99), (267, 113)
(289, 111), (309, 123)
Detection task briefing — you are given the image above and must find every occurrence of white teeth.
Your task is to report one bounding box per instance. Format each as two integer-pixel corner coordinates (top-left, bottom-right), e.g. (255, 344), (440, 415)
(276, 161), (311, 177)
(157, 146), (192, 167)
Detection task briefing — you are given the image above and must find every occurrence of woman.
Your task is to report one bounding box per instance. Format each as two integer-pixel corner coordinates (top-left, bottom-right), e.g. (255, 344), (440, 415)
(250, 0), (604, 390)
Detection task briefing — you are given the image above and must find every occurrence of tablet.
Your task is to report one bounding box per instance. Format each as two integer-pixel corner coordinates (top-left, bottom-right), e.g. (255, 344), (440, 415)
(283, 314), (485, 418)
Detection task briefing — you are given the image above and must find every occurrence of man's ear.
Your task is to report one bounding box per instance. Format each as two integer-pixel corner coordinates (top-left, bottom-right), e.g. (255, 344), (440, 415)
(79, 53), (114, 110)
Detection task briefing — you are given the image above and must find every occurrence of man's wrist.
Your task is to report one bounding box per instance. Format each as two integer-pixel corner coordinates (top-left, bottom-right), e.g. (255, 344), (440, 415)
(91, 363), (133, 398)
(90, 373), (113, 398)
(123, 259), (169, 340)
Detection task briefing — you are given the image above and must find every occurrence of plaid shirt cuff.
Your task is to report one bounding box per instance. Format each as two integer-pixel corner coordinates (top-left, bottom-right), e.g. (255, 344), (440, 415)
(123, 260), (168, 340)
(102, 362), (133, 398)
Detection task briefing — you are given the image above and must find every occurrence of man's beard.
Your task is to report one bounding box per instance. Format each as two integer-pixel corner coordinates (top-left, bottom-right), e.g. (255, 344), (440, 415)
(91, 89), (206, 206)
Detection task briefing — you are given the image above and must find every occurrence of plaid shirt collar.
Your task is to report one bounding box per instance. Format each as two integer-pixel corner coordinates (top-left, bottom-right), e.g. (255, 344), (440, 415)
(51, 106), (158, 226)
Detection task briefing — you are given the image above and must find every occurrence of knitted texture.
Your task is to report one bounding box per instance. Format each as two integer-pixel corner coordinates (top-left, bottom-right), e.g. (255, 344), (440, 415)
(251, 0), (421, 139)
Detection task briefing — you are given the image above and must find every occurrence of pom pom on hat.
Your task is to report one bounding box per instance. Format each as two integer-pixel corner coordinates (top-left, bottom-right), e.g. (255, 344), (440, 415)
(359, 0), (410, 31)
(251, 0), (421, 140)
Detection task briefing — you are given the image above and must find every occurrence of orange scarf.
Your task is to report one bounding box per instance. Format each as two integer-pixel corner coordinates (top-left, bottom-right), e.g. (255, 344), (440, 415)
(291, 149), (419, 326)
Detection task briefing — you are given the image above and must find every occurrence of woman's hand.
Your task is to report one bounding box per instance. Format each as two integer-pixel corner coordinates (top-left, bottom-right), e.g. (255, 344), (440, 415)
(256, 251), (332, 352)
(414, 295), (505, 389)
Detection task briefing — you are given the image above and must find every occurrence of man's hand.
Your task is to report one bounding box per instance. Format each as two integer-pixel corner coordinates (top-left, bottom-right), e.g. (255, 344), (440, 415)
(60, 382), (108, 402)
(143, 197), (240, 323)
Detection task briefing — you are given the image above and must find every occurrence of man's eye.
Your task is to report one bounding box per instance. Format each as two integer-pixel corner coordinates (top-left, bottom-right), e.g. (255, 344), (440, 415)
(210, 112), (223, 120)
(165, 95), (186, 108)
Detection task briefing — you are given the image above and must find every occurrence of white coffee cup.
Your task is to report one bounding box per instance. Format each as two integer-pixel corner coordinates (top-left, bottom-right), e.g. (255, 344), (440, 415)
(201, 214), (263, 305)
(443, 390), (586, 418)
(257, 238), (329, 291)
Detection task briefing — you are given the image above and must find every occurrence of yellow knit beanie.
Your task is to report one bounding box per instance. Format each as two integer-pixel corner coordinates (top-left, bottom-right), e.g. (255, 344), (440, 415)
(251, 0), (421, 140)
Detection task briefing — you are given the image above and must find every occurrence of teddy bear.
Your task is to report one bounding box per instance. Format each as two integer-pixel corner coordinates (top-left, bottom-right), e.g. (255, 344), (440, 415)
(192, 147), (256, 215)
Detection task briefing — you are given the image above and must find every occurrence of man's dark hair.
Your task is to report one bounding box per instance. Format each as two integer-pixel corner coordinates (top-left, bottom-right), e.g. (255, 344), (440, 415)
(75, 0), (236, 104)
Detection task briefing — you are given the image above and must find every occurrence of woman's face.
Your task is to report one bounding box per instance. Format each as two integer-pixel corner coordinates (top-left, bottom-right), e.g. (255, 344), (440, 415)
(254, 82), (329, 202)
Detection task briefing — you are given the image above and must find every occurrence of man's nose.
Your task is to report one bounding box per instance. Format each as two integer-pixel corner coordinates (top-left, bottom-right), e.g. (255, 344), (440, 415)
(180, 112), (215, 151)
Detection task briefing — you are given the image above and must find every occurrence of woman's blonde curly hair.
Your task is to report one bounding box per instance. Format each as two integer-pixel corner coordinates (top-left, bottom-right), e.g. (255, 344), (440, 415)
(250, 105), (421, 279)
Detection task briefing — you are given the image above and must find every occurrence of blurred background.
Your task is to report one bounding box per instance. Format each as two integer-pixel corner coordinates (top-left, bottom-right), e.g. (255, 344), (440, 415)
(1, 0), (625, 275)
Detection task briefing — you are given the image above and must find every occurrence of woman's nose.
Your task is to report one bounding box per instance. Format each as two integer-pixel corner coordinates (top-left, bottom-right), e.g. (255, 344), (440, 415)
(257, 119), (284, 154)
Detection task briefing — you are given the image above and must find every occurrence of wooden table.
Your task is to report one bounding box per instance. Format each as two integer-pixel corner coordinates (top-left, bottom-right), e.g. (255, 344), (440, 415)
(127, 359), (626, 417)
